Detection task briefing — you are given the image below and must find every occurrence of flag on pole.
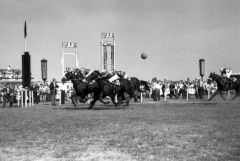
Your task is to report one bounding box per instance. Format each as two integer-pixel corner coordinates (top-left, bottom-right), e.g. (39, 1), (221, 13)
(24, 21), (27, 38)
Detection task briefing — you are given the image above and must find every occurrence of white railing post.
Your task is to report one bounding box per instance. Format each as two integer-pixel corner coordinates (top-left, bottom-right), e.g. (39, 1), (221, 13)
(187, 89), (189, 101)
(17, 91), (20, 107)
(59, 91), (61, 106)
(31, 91), (34, 106)
(21, 90), (23, 107)
(25, 89), (27, 108)
(29, 91), (31, 107)
(140, 92), (143, 102)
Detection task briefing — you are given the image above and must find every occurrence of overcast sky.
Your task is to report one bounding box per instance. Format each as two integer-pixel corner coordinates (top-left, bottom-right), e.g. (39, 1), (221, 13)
(0, 0), (239, 81)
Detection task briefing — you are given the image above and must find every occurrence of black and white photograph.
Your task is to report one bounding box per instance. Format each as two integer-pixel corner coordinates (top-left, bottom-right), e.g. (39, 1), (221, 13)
(0, 0), (240, 160)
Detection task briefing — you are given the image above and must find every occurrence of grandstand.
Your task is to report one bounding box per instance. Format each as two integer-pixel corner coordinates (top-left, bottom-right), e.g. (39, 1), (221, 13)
(0, 67), (22, 86)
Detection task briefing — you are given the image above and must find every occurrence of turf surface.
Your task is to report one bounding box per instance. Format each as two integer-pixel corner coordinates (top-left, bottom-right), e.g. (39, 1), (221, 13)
(0, 98), (240, 161)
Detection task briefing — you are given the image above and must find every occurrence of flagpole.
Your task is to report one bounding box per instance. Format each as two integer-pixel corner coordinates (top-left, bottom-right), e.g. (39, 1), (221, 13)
(24, 21), (27, 52)
(24, 38), (26, 52)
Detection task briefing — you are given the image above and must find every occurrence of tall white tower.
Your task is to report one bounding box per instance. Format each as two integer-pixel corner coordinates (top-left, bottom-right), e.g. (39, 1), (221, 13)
(61, 42), (79, 77)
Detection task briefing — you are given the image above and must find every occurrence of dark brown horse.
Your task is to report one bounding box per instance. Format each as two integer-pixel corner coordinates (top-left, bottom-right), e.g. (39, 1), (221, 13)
(207, 72), (240, 101)
(85, 71), (135, 107)
(62, 71), (110, 108)
(130, 77), (150, 102)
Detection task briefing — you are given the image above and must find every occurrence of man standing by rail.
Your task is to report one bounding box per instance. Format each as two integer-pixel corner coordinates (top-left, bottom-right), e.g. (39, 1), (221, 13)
(49, 78), (58, 106)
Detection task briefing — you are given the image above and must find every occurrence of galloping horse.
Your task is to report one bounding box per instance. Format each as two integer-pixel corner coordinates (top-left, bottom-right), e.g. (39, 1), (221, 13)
(130, 77), (150, 101)
(88, 76), (120, 108)
(207, 72), (240, 101)
(86, 70), (135, 107)
(62, 71), (92, 105)
(62, 71), (109, 107)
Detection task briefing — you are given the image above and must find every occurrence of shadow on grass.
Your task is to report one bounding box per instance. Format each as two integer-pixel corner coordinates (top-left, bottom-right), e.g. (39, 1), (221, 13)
(52, 104), (128, 111)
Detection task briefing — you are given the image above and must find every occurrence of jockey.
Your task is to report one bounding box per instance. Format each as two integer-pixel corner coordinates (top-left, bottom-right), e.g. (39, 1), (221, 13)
(220, 68), (232, 78)
(100, 70), (127, 85)
(78, 68), (93, 82)
(109, 70), (128, 83)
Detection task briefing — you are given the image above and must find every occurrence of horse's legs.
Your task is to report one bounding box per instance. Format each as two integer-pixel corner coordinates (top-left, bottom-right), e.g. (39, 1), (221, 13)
(98, 93), (111, 104)
(71, 95), (77, 107)
(124, 91), (134, 106)
(89, 93), (100, 109)
(208, 90), (218, 101)
(231, 91), (240, 100)
(109, 96), (118, 107)
(219, 91), (226, 101)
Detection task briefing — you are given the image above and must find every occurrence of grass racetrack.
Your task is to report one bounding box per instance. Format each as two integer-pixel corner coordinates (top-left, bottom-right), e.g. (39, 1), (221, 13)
(0, 97), (240, 161)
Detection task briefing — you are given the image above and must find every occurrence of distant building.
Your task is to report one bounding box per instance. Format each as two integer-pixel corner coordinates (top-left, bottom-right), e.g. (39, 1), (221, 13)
(0, 67), (22, 86)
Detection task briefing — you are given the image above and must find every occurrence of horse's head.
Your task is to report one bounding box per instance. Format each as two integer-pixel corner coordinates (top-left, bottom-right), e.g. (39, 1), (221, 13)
(73, 69), (85, 80)
(140, 80), (150, 92)
(64, 71), (77, 81)
(207, 72), (218, 84)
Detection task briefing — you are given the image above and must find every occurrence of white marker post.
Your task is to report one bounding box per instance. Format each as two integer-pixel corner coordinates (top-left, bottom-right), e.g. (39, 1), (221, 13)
(25, 89), (27, 108)
(31, 91), (34, 106)
(21, 90), (23, 107)
(29, 91), (31, 107)
(59, 92), (61, 106)
(140, 92), (143, 102)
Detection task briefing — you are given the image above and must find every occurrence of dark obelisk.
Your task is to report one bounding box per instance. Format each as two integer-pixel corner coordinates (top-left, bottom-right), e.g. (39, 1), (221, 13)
(22, 21), (31, 88)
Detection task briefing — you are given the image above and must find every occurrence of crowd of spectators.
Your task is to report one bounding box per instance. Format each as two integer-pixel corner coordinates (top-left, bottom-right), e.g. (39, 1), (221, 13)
(148, 77), (217, 101)
(0, 80), (75, 107)
(1, 76), (220, 107)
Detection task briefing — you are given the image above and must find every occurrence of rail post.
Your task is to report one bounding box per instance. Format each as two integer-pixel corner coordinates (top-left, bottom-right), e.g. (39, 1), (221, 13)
(21, 90), (23, 107)
(25, 89), (27, 108)
(31, 91), (34, 106)
(29, 91), (32, 107)
(59, 91), (61, 106)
